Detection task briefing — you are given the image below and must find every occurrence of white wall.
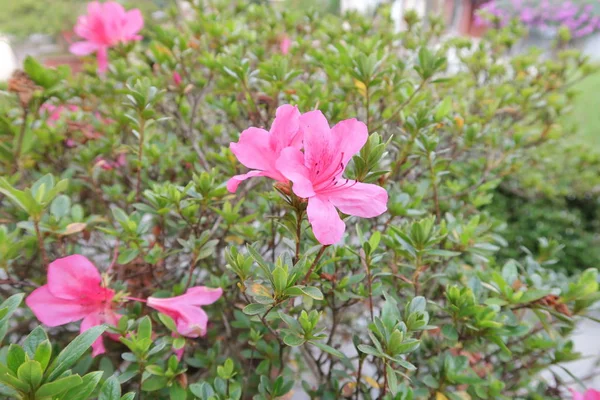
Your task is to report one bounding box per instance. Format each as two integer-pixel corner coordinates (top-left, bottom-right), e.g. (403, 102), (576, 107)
(0, 37), (17, 81)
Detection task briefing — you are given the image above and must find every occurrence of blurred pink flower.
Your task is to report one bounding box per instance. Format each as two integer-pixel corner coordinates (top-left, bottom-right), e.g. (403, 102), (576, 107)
(25, 255), (121, 356)
(41, 104), (79, 125)
(571, 388), (600, 400)
(276, 111), (388, 245)
(147, 286), (223, 338)
(280, 35), (291, 55)
(96, 153), (127, 171)
(70, 1), (144, 73)
(227, 104), (302, 192)
(173, 71), (182, 86)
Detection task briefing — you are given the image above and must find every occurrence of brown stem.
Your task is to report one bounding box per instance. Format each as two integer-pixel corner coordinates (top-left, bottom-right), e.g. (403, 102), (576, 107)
(355, 356), (365, 400)
(135, 119), (146, 202)
(380, 362), (388, 399)
(428, 152), (441, 220)
(13, 107), (29, 173)
(359, 249), (374, 321)
(302, 245), (328, 284)
(294, 208), (304, 264)
(33, 220), (49, 269)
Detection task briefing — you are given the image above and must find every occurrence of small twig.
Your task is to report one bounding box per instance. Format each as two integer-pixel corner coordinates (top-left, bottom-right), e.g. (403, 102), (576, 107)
(302, 245), (328, 284)
(13, 107), (29, 173)
(33, 220), (49, 269)
(135, 118), (146, 202)
(359, 249), (374, 321)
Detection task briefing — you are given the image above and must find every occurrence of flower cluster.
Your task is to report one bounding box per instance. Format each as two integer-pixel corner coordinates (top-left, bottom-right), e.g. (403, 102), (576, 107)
(26, 255), (222, 357)
(227, 105), (388, 245)
(477, 0), (600, 38)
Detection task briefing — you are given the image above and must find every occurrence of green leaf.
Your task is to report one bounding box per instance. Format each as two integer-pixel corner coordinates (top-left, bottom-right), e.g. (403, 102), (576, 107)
(7, 345), (26, 374)
(17, 361), (43, 390)
(357, 344), (381, 356)
(285, 286), (323, 300)
(118, 248), (139, 265)
(141, 375), (169, 391)
(23, 326), (49, 358)
(99, 376), (121, 400)
(0, 179), (33, 214)
(170, 383), (187, 400)
(157, 313), (177, 332)
(427, 249), (461, 257)
(0, 294), (24, 345)
(0, 372), (30, 392)
(50, 195), (71, 218)
(272, 266), (288, 294)
(441, 325), (458, 341)
(34, 340), (52, 371)
(242, 303), (270, 316)
(35, 374), (83, 397)
(138, 316), (152, 340)
(62, 371), (103, 400)
(434, 97), (452, 121)
(310, 341), (345, 359)
(46, 325), (107, 381)
(121, 393), (136, 400)
(282, 333), (305, 347)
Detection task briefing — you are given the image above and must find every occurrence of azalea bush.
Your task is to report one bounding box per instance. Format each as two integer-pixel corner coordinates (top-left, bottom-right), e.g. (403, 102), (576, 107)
(477, 0), (600, 38)
(0, 1), (599, 399)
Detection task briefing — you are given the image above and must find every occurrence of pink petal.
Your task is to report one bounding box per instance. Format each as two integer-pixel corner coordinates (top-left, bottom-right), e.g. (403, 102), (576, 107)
(81, 312), (106, 357)
(183, 286), (223, 305)
(96, 46), (109, 73)
(47, 255), (102, 301)
(269, 105), (302, 152)
(123, 9), (144, 39)
(230, 127), (274, 172)
(586, 389), (600, 400)
(226, 170), (268, 193)
(276, 147), (315, 198)
(70, 41), (98, 56)
(299, 110), (333, 169)
(571, 389), (585, 400)
(327, 182), (388, 218)
(26, 286), (89, 326)
(307, 196), (345, 245)
(175, 305), (209, 338)
(331, 118), (368, 166)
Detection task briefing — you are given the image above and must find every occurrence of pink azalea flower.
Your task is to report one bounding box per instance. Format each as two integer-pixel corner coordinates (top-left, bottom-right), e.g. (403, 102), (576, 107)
(70, 1), (144, 73)
(227, 104), (302, 192)
(146, 286), (223, 338)
(276, 111), (388, 245)
(173, 71), (182, 86)
(571, 388), (600, 400)
(280, 35), (291, 55)
(25, 255), (121, 356)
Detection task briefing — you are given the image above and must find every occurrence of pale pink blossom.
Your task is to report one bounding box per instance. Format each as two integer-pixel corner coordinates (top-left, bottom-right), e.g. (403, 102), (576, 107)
(70, 1), (144, 73)
(26, 255), (121, 356)
(276, 111), (388, 245)
(227, 104), (302, 192)
(280, 35), (291, 55)
(147, 286), (223, 338)
(571, 389), (600, 400)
